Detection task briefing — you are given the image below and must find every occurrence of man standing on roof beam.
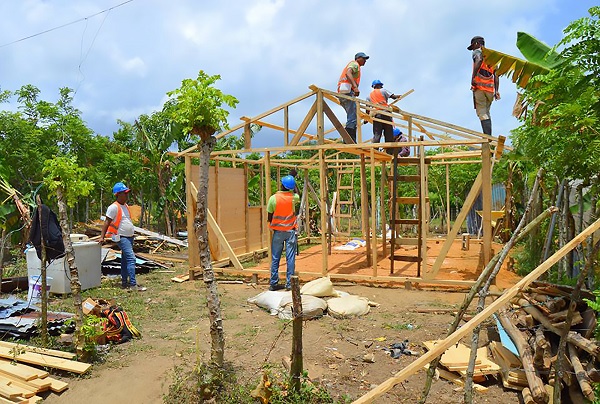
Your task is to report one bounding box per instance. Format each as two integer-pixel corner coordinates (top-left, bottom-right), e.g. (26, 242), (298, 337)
(468, 36), (500, 136)
(367, 79), (402, 154)
(337, 52), (369, 143)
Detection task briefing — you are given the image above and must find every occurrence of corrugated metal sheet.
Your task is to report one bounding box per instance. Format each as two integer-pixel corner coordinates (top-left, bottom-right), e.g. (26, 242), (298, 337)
(466, 183), (506, 235)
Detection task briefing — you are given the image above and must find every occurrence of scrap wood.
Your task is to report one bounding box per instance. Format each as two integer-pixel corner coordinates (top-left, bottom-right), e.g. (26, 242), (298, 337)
(422, 341), (482, 369)
(457, 348), (500, 376)
(133, 226), (187, 247)
(568, 344), (595, 401)
(489, 341), (528, 389)
(423, 364), (487, 392)
(135, 252), (186, 264)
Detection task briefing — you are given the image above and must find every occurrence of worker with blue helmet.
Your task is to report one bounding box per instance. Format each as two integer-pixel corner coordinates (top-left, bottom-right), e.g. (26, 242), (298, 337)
(266, 175), (300, 291)
(367, 80), (402, 154)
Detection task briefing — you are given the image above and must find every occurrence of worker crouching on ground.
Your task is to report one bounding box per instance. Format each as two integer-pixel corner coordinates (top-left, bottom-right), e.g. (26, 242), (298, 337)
(367, 79), (402, 154)
(267, 175), (300, 291)
(100, 182), (146, 292)
(337, 52), (369, 143)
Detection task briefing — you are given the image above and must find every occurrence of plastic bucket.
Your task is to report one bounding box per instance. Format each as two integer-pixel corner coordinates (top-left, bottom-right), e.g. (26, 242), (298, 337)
(27, 275), (52, 304)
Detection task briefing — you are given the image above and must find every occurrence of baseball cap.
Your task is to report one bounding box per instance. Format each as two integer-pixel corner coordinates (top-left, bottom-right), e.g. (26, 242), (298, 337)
(467, 36), (484, 50)
(355, 52), (370, 60)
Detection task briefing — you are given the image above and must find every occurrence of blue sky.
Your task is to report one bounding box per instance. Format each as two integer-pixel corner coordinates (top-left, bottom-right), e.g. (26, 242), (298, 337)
(0, 0), (596, 148)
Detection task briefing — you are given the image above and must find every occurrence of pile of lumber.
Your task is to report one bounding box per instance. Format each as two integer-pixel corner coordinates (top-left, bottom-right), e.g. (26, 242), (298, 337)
(494, 282), (599, 403)
(423, 340), (500, 392)
(0, 341), (91, 403)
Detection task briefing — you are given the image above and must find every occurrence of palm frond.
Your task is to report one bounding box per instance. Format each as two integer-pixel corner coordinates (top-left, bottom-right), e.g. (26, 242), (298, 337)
(481, 48), (549, 88)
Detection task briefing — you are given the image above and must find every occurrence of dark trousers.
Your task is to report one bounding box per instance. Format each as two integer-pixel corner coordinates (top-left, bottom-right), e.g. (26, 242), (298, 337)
(373, 114), (394, 154)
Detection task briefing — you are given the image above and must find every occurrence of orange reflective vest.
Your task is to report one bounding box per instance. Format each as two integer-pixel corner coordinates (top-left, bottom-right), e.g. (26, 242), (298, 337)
(369, 89), (388, 109)
(473, 61), (495, 93)
(337, 61), (361, 93)
(106, 202), (127, 238)
(269, 192), (297, 231)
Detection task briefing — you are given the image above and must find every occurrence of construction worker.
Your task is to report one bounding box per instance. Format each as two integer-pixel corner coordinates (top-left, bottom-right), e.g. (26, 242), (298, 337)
(267, 175), (300, 291)
(468, 36), (500, 135)
(367, 79), (402, 154)
(100, 182), (146, 291)
(337, 52), (369, 143)
(393, 127), (410, 157)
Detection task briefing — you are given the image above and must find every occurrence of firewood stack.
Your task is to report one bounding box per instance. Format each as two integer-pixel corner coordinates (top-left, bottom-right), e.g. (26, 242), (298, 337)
(493, 281), (598, 403)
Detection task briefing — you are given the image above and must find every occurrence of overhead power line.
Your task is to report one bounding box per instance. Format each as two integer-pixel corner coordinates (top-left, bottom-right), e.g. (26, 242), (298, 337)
(0, 0), (134, 49)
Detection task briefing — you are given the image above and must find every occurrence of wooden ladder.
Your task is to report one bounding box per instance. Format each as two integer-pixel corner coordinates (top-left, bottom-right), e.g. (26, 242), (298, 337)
(334, 164), (355, 236)
(388, 155), (429, 276)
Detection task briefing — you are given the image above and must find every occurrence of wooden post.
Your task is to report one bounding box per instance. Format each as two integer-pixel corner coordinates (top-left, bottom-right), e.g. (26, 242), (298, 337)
(290, 276), (303, 393)
(380, 161), (387, 257)
(185, 156), (200, 273)
(215, 159), (221, 249)
(356, 99), (362, 143)
(244, 163), (250, 253)
(446, 163), (450, 235)
(319, 150), (328, 274)
(260, 163), (265, 249)
(370, 149), (378, 277)
(304, 169), (310, 237)
(317, 90), (325, 145)
(360, 154), (372, 266)
(352, 217), (600, 404)
(265, 152), (272, 263)
(481, 142), (492, 265)
(419, 144), (427, 277)
(284, 106), (289, 146)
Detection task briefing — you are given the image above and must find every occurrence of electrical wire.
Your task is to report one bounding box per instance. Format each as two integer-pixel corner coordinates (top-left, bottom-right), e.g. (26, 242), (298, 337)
(0, 0), (134, 49)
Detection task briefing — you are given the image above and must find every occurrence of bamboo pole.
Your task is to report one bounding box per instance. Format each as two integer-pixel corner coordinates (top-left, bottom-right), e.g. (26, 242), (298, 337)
(353, 217), (600, 404)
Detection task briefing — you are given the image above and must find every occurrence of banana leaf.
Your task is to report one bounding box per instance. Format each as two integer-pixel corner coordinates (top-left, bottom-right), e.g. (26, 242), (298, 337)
(481, 47), (549, 88)
(516, 32), (564, 69)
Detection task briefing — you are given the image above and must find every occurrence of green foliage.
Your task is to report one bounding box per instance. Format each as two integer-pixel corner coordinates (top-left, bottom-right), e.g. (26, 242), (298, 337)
(42, 156), (94, 207)
(516, 32), (564, 69)
(166, 70), (238, 136)
(584, 289), (600, 340)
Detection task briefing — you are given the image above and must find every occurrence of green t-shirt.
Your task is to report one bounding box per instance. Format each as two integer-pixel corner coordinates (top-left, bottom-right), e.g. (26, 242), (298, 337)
(267, 191), (300, 214)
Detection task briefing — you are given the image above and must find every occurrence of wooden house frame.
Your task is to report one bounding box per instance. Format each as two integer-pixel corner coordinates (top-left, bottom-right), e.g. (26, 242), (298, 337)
(179, 85), (508, 286)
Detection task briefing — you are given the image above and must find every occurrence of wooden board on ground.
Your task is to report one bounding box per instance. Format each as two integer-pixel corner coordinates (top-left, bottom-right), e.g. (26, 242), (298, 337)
(0, 346), (90, 374)
(43, 376), (68, 393)
(423, 365), (488, 392)
(489, 341), (528, 389)
(0, 342), (76, 360)
(0, 360), (47, 382)
(457, 348), (501, 376)
(423, 341), (482, 368)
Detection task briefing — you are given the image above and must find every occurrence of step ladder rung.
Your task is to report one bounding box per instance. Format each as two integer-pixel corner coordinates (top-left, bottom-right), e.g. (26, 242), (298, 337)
(337, 214), (352, 218)
(338, 201), (353, 205)
(338, 186), (353, 190)
(388, 238), (420, 246)
(389, 255), (422, 262)
(390, 219), (419, 225)
(396, 197), (420, 204)
(338, 170), (355, 174)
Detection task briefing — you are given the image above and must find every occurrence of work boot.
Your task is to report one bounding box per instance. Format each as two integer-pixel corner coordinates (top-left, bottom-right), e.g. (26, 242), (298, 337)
(269, 284), (285, 291)
(481, 119), (492, 136)
(345, 127), (357, 144)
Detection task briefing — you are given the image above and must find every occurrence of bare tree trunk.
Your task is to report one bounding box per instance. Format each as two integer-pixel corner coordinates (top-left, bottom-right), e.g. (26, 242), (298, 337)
(55, 187), (85, 359)
(195, 135), (225, 368)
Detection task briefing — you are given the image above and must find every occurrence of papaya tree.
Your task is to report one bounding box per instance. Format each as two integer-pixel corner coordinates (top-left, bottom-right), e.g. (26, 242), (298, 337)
(166, 71), (238, 373)
(43, 156), (94, 357)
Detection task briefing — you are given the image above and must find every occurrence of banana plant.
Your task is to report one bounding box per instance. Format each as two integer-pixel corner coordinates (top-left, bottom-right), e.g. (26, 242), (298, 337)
(481, 32), (564, 88)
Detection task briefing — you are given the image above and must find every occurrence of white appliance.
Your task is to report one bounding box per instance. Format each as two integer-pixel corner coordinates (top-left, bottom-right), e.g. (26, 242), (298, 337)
(26, 241), (101, 294)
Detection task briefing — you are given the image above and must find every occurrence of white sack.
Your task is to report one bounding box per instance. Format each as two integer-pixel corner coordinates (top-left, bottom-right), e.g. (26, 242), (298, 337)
(247, 290), (291, 315)
(300, 276), (335, 297)
(327, 295), (370, 318)
(277, 295), (328, 320)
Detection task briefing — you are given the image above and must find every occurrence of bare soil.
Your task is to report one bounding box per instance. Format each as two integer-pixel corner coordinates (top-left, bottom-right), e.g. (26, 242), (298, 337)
(40, 240), (522, 403)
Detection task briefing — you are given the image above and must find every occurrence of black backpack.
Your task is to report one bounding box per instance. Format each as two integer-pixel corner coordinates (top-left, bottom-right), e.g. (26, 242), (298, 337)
(29, 204), (65, 261)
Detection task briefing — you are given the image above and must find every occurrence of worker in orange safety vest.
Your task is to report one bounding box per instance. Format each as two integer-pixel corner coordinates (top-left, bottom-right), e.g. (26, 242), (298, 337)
(267, 175), (300, 291)
(337, 52), (369, 143)
(468, 36), (500, 135)
(367, 79), (402, 154)
(100, 182), (146, 291)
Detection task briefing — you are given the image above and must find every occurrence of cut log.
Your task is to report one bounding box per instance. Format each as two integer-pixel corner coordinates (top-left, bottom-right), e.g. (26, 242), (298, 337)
(522, 387), (534, 404)
(546, 297), (567, 313)
(498, 308), (548, 403)
(568, 344), (595, 401)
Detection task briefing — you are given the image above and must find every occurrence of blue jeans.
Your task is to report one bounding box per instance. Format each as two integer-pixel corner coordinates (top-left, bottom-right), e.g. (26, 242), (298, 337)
(270, 230), (297, 288)
(118, 236), (137, 286)
(339, 91), (357, 129)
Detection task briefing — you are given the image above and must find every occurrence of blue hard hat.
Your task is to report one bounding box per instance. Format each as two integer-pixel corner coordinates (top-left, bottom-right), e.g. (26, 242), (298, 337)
(112, 182), (130, 195)
(393, 127), (402, 137)
(371, 79), (383, 88)
(281, 175), (296, 190)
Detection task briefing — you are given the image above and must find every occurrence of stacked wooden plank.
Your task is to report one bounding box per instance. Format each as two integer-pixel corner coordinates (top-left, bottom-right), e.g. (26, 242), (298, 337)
(0, 341), (90, 403)
(422, 340), (500, 392)
(499, 282), (599, 403)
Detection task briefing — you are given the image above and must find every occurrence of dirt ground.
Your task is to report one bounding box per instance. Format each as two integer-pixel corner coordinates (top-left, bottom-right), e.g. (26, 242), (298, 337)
(35, 239), (523, 404)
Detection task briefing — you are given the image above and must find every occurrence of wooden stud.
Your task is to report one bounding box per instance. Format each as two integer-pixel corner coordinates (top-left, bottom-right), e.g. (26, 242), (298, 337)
(244, 163), (251, 253)
(380, 161), (387, 257)
(317, 90), (324, 145)
(445, 163), (450, 234)
(185, 156), (200, 274)
(265, 152), (272, 263)
(481, 142), (492, 266)
(370, 149), (378, 277)
(360, 154), (372, 266)
(419, 144), (427, 277)
(304, 169), (310, 237)
(319, 149), (328, 274)
(284, 106), (289, 146)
